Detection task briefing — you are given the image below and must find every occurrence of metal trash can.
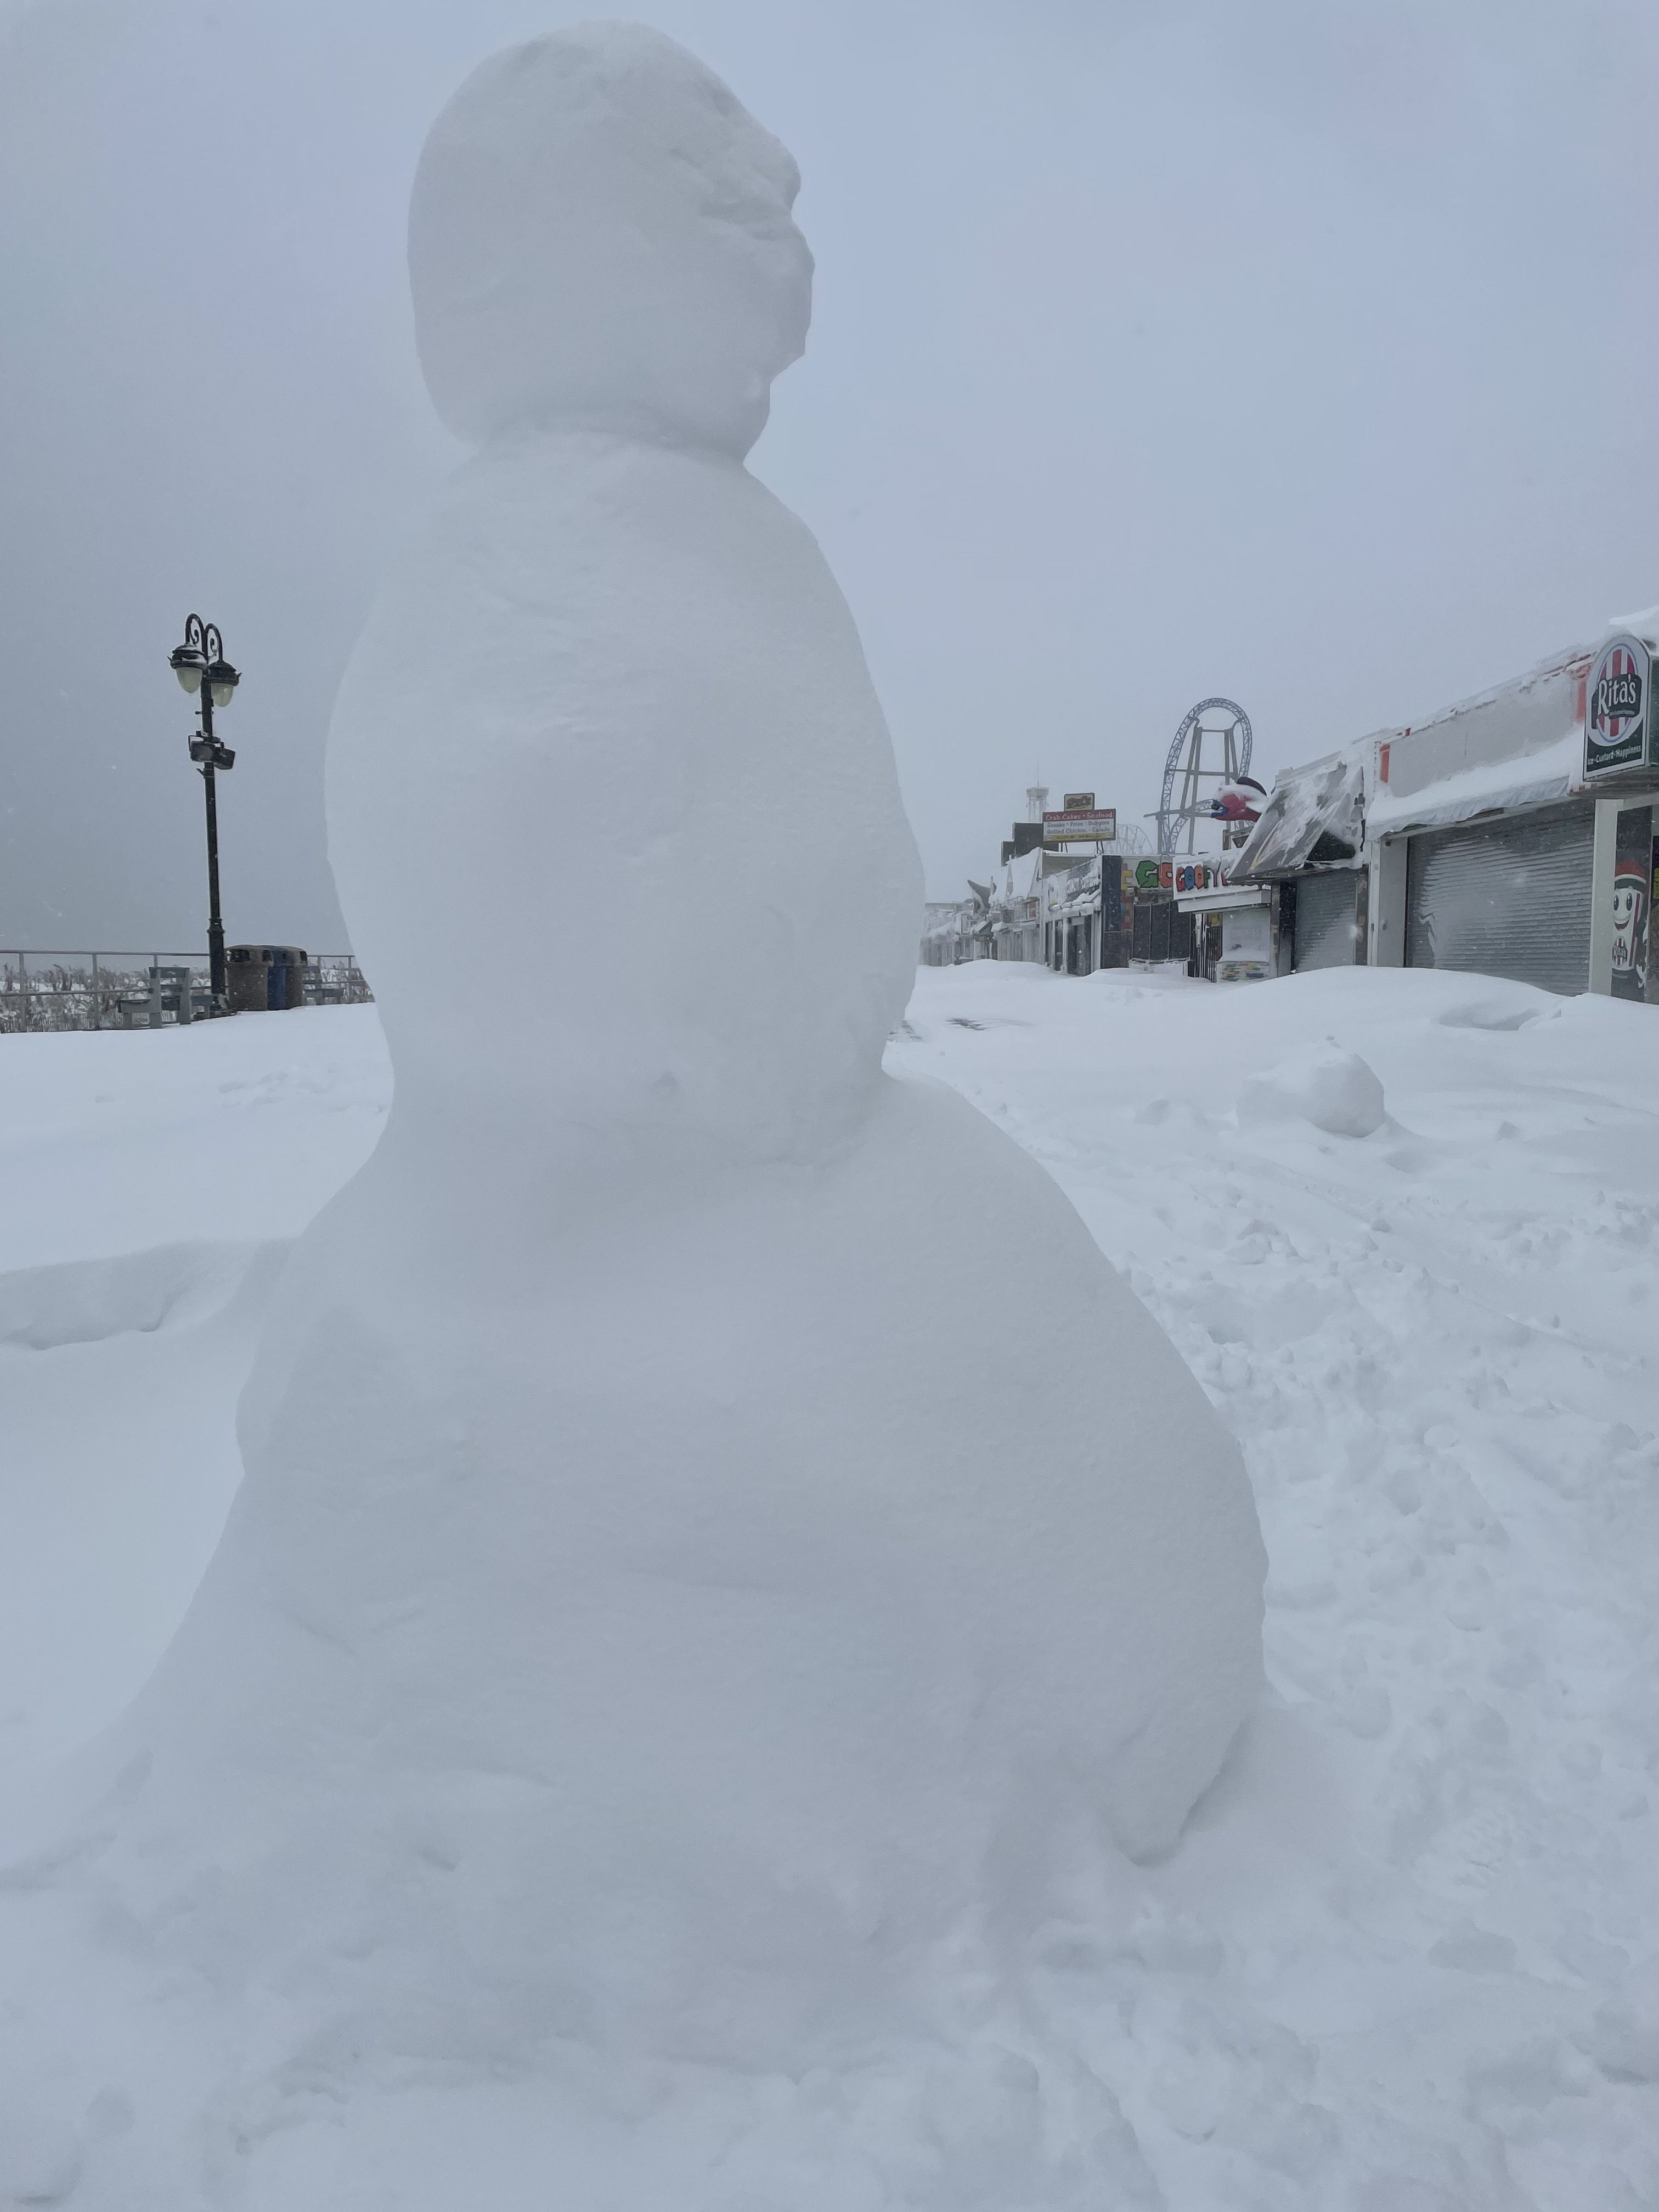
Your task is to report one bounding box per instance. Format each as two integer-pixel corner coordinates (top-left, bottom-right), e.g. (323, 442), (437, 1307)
(227, 944), (308, 1013)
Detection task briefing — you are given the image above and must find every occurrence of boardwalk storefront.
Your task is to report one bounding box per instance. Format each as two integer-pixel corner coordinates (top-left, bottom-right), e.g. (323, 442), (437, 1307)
(1236, 621), (1659, 1003)
(1227, 750), (1366, 977)
(1369, 628), (1659, 1003)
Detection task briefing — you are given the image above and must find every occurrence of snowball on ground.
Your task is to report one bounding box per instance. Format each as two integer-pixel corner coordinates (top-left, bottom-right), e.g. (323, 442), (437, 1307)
(1236, 1040), (1387, 1137)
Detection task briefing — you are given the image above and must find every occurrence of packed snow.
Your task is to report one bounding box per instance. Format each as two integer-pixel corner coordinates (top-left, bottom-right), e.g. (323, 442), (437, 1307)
(0, 25), (1266, 2208)
(2, 963), (1656, 2203)
(895, 960), (1659, 2208)
(1235, 1041), (1387, 1139)
(0, 18), (1651, 2207)
(0, 1011), (388, 1784)
(409, 21), (812, 456)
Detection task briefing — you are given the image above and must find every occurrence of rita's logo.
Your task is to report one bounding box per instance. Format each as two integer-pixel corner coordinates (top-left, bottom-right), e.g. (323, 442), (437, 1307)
(1589, 641), (1644, 748)
(1585, 635), (1650, 776)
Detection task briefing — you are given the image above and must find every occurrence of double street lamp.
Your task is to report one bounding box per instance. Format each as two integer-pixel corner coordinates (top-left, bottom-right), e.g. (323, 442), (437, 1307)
(168, 613), (239, 1011)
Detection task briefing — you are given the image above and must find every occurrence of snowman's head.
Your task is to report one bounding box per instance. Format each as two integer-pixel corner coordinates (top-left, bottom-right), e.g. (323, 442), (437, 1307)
(409, 24), (812, 458)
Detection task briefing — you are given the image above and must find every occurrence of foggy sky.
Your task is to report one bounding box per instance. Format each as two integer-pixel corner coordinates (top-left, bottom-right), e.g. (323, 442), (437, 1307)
(2, 0), (1656, 949)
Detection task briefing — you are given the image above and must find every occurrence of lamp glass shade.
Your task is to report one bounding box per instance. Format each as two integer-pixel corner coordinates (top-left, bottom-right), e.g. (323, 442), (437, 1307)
(171, 650), (205, 694)
(206, 661), (240, 709)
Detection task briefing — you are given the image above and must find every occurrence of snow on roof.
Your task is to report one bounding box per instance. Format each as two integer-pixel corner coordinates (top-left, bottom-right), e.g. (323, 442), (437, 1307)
(1255, 605), (1654, 860)
(1370, 642), (1585, 817)
(1388, 641), (1585, 744)
(1368, 721), (1584, 837)
(1609, 602), (1659, 648)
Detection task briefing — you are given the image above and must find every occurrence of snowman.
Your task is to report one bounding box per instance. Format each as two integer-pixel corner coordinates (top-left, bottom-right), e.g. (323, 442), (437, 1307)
(3, 26), (1262, 2201)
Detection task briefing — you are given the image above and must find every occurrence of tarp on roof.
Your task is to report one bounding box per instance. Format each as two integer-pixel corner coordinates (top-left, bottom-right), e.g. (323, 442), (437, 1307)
(1231, 752), (1364, 881)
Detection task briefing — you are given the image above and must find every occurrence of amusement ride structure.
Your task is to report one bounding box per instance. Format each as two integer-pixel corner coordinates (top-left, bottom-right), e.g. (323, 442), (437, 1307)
(1154, 698), (1255, 856)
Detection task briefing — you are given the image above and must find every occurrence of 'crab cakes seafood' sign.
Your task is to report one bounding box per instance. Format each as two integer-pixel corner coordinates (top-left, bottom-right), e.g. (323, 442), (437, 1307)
(1584, 634), (1652, 778)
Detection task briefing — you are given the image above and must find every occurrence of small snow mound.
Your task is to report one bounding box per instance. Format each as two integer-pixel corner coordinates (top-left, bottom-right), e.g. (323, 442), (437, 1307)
(1436, 997), (1542, 1033)
(1236, 1045), (1385, 1138)
(0, 1240), (278, 1352)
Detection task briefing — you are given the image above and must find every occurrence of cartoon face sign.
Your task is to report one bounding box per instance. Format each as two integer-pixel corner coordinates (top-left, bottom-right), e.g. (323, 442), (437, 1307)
(1611, 869), (1647, 974)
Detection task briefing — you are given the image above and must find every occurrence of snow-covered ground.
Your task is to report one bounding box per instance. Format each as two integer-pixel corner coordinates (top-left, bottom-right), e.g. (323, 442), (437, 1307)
(893, 962), (1659, 2207)
(2, 967), (1656, 2204)
(0, 1009), (388, 1781)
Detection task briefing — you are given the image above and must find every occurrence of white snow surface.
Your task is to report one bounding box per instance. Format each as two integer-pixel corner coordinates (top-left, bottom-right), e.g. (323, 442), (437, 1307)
(0, 29), (1266, 2209)
(1369, 723), (1584, 837)
(2, 966), (1657, 2204)
(1237, 1042), (1387, 1139)
(0, 1011), (388, 1782)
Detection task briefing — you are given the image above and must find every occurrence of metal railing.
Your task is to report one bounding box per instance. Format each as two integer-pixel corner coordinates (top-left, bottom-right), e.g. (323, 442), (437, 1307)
(0, 950), (373, 1034)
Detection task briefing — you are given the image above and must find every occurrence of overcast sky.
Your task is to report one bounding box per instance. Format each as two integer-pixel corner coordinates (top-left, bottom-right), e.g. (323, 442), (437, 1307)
(2, 0), (1656, 947)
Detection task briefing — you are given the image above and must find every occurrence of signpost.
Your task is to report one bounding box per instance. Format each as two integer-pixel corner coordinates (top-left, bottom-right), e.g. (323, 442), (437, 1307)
(1043, 806), (1117, 847)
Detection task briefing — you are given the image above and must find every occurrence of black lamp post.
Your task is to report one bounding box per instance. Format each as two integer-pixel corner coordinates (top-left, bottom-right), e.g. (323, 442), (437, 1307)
(169, 613), (239, 1011)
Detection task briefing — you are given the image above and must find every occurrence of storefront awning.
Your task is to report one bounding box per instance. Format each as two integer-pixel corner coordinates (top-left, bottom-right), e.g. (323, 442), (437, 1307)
(1174, 884), (1269, 913)
(1230, 753), (1364, 881)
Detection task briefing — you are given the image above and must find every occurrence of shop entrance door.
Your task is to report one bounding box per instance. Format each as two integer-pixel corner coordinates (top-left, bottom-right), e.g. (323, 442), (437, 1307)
(1292, 869), (1364, 970)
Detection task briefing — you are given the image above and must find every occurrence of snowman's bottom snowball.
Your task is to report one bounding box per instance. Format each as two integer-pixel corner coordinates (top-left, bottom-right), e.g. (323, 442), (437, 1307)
(216, 2041), (1169, 2211)
(0, 1947), (1169, 2212)
(2, 1075), (1262, 2199)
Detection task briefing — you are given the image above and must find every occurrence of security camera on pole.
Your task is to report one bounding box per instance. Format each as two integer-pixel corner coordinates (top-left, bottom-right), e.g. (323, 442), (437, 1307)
(167, 613), (239, 1013)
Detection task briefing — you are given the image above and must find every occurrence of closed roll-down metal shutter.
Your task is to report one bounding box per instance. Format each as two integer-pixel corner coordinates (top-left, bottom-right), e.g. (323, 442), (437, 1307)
(1406, 806), (1592, 995)
(1294, 870), (1361, 971)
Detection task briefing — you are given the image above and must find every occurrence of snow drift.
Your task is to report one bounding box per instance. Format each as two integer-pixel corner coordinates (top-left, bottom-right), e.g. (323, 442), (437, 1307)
(1237, 1042), (1387, 1138)
(1, 26), (1262, 2202)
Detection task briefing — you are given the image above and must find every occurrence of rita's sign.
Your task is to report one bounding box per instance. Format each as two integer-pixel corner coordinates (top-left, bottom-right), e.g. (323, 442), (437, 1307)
(1584, 634), (1652, 778)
